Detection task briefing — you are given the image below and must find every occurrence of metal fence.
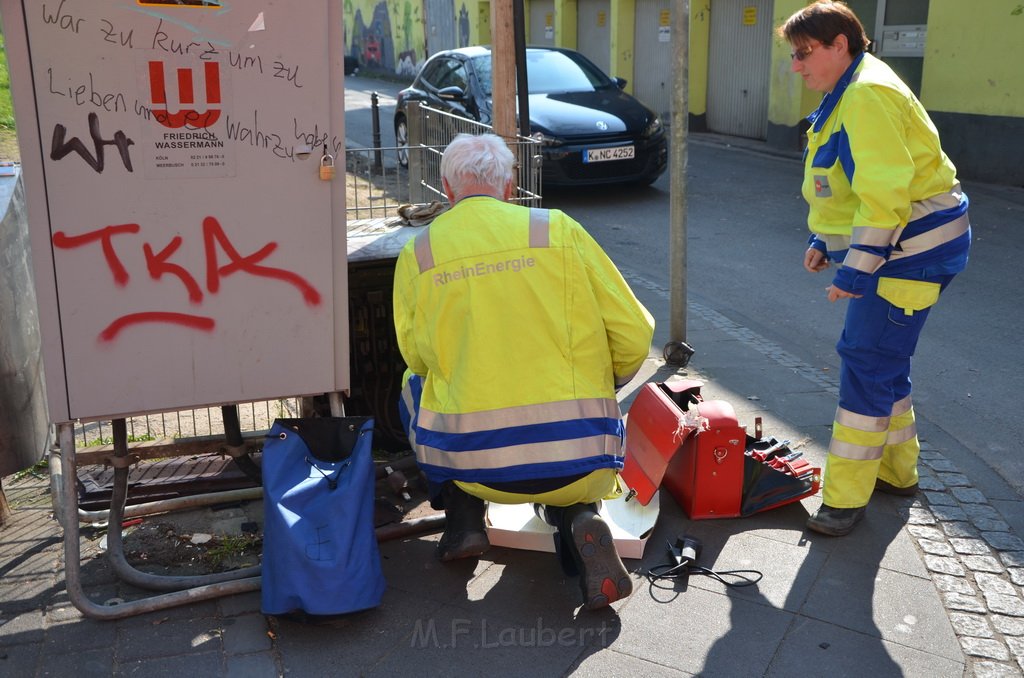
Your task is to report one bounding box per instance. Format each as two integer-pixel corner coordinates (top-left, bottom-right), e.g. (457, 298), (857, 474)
(73, 399), (300, 448)
(405, 101), (543, 210)
(345, 102), (542, 222)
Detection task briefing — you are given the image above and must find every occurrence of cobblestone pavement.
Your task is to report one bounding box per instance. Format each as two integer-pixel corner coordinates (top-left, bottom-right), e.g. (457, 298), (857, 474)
(909, 446), (1024, 676)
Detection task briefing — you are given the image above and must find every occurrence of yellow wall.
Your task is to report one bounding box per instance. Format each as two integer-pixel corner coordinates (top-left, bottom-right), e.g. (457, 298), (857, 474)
(477, 1), (492, 44)
(689, 0), (711, 117)
(555, 0), (578, 49)
(767, 0), (820, 128)
(610, 0), (637, 88)
(921, 0), (1024, 116)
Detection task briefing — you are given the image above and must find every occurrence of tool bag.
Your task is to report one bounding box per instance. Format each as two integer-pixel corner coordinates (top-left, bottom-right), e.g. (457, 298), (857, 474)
(261, 416), (385, 615)
(620, 380), (820, 519)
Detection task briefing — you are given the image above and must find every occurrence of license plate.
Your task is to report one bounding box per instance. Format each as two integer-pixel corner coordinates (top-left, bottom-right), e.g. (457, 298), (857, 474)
(583, 145), (635, 163)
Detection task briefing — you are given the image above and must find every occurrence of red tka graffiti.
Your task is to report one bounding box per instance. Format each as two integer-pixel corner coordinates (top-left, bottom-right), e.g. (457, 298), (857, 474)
(148, 60), (221, 128)
(52, 216), (322, 342)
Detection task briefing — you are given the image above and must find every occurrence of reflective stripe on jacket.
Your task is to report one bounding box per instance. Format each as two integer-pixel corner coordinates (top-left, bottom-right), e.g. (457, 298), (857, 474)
(393, 197), (654, 485)
(802, 53), (970, 291)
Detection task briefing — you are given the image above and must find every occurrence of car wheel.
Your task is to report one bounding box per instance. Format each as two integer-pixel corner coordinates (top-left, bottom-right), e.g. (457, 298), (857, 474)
(395, 115), (409, 169)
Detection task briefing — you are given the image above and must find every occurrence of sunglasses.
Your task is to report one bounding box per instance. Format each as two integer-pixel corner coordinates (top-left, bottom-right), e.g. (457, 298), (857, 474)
(790, 44), (820, 61)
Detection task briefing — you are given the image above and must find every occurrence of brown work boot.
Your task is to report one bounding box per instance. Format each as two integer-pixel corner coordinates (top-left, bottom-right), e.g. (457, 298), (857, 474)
(436, 482), (490, 562)
(874, 478), (919, 496)
(565, 506), (632, 609)
(806, 504), (866, 537)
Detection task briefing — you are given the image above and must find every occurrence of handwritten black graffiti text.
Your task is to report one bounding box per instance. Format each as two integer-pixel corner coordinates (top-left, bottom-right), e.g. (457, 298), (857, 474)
(51, 112), (135, 173)
(48, 68), (128, 113)
(42, 0), (84, 34)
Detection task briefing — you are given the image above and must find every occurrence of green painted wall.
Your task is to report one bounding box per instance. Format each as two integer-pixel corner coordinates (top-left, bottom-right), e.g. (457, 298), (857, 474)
(921, 0), (1024, 117)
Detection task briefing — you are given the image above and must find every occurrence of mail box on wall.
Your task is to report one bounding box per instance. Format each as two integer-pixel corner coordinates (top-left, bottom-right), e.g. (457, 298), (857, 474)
(0, 1), (349, 423)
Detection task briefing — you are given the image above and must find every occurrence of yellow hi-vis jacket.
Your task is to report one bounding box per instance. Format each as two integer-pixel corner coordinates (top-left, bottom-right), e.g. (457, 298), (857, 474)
(803, 53), (969, 293)
(393, 196), (654, 485)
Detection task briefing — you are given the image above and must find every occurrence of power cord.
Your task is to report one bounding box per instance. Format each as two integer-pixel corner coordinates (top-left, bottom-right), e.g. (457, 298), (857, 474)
(644, 536), (764, 591)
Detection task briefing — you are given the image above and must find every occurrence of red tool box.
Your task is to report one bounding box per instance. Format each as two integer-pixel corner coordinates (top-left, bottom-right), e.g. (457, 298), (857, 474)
(620, 380), (821, 519)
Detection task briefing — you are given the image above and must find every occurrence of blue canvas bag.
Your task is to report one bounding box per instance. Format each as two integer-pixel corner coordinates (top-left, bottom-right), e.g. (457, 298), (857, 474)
(261, 416), (385, 615)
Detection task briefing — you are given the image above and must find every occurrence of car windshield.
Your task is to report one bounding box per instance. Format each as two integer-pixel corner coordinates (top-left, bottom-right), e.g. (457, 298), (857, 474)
(471, 49), (615, 97)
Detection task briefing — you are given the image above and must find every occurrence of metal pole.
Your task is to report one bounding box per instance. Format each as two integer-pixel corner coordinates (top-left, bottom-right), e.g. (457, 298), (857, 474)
(666, 0), (695, 367)
(408, 101), (425, 203)
(371, 92), (383, 171)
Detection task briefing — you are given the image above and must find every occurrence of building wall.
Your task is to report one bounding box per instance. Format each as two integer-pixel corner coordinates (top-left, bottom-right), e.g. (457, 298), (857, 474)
(689, 0), (711, 129)
(609, 0), (636, 86)
(919, 0), (1024, 185)
(344, 0), (1024, 185)
(921, 0), (1023, 117)
(764, 0), (1024, 185)
(765, 0), (818, 148)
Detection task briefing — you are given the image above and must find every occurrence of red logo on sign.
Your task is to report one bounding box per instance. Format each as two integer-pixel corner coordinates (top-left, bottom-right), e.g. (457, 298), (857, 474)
(148, 61), (221, 129)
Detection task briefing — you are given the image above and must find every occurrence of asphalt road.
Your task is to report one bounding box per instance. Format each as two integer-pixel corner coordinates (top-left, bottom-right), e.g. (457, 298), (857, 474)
(343, 73), (1024, 499)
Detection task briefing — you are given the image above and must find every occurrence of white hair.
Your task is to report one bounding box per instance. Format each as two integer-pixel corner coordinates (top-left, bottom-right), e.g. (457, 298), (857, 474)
(440, 133), (515, 195)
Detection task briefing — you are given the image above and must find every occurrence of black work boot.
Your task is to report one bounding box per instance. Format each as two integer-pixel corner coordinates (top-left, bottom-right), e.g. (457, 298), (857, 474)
(436, 482), (490, 562)
(534, 504), (579, 576)
(874, 478), (919, 496)
(806, 504), (866, 536)
(556, 504), (633, 610)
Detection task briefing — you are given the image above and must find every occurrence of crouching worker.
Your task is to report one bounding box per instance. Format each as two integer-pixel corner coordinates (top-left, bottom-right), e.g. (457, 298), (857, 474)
(393, 133), (655, 610)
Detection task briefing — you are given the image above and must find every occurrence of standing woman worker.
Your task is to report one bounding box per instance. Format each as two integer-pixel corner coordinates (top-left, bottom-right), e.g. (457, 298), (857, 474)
(778, 1), (971, 536)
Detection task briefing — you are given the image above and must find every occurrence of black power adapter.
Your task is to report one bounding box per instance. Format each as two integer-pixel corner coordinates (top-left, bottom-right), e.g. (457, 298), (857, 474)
(668, 535), (703, 567)
(647, 535), (763, 590)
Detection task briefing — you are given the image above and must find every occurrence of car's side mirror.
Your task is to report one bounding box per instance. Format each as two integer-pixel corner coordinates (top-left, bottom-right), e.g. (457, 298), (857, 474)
(615, 77), (628, 90)
(438, 86), (467, 101)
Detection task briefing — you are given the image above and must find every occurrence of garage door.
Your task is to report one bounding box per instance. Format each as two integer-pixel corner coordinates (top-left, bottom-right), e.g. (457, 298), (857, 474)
(706, 0), (771, 139)
(577, 0), (611, 75)
(633, 0), (673, 119)
(529, 0), (556, 46)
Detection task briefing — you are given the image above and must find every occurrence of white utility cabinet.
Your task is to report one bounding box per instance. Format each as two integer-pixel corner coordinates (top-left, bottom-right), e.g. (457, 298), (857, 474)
(0, 0), (349, 423)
